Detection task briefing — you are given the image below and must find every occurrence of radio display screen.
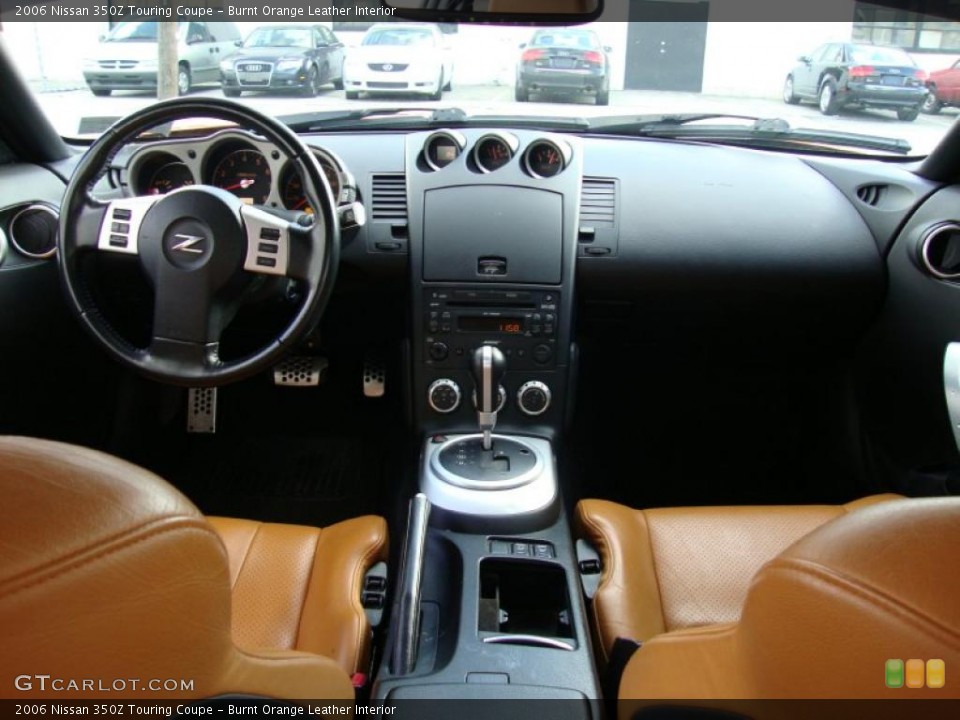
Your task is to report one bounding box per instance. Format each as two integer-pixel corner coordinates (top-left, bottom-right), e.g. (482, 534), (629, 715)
(458, 316), (525, 334)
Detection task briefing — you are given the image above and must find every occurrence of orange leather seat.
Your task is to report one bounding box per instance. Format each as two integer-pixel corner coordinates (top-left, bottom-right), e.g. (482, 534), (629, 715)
(0, 437), (388, 699)
(577, 496), (960, 701)
(576, 495), (902, 661)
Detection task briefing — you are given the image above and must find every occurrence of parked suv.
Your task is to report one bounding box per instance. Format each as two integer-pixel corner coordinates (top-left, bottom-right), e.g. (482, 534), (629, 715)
(783, 42), (928, 121)
(82, 21), (241, 96)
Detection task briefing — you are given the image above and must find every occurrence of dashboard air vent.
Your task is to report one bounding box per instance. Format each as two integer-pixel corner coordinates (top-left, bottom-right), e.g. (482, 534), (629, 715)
(856, 184), (888, 207)
(580, 177), (617, 230)
(371, 173), (408, 223)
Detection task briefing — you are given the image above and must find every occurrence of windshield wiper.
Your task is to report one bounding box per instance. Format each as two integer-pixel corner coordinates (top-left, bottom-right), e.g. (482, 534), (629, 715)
(587, 113), (912, 154)
(281, 107), (470, 132)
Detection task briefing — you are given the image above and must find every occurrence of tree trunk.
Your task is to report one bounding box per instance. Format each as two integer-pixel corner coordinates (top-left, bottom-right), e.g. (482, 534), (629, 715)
(157, 20), (178, 99)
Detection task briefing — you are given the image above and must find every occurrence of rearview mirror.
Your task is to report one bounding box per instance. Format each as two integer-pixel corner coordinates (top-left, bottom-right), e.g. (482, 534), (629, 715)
(234, 39), (242, 47)
(382, 0), (602, 22)
(798, 55), (812, 64)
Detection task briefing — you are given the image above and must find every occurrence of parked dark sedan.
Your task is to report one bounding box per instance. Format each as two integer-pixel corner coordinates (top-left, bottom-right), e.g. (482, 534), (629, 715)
(220, 25), (345, 97)
(515, 28), (611, 105)
(783, 42), (928, 121)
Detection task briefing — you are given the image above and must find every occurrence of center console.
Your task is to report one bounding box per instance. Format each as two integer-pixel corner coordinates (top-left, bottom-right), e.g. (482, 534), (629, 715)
(373, 130), (599, 707)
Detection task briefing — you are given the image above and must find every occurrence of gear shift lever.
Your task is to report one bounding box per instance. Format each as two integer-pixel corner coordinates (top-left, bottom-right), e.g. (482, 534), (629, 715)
(471, 345), (507, 450)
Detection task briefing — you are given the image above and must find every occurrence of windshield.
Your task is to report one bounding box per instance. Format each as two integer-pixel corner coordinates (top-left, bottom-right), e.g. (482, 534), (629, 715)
(362, 27), (436, 47)
(6, 16), (959, 155)
(104, 21), (184, 43)
(849, 45), (917, 65)
(244, 27), (313, 49)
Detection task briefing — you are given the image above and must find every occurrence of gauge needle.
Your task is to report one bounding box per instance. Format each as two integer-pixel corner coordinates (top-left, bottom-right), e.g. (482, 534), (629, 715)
(293, 198), (309, 210)
(222, 178), (256, 192)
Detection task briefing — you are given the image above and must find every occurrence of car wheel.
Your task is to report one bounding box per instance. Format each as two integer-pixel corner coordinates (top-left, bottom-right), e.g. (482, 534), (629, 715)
(429, 73), (443, 101)
(301, 66), (320, 97)
(223, 87), (241, 98)
(91, 88), (112, 97)
(444, 75), (452, 92)
(345, 90), (360, 100)
(923, 90), (943, 114)
(783, 75), (800, 105)
(333, 68), (344, 91)
(818, 77), (839, 116)
(897, 106), (920, 122)
(596, 88), (610, 106)
(515, 84), (529, 102)
(177, 64), (191, 96)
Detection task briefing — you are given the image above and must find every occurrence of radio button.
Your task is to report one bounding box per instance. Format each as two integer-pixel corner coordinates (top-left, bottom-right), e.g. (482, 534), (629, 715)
(429, 342), (450, 362)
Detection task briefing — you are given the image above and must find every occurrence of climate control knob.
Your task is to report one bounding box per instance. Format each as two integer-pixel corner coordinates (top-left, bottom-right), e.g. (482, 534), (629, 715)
(471, 384), (508, 413)
(428, 379), (462, 414)
(517, 381), (552, 417)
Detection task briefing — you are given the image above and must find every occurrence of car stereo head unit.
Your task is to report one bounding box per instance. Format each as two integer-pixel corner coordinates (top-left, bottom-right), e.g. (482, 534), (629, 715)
(423, 289), (560, 370)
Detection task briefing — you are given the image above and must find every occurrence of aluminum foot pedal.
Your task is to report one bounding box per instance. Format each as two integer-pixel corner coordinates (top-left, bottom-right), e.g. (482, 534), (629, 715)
(187, 388), (217, 434)
(364, 355), (386, 398)
(273, 356), (328, 387)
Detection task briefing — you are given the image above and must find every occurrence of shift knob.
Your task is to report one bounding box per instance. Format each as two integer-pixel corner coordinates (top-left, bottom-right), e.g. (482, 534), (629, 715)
(471, 345), (507, 449)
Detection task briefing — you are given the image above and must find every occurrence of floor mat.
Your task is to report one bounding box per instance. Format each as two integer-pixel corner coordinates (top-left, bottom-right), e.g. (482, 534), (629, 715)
(166, 434), (393, 527)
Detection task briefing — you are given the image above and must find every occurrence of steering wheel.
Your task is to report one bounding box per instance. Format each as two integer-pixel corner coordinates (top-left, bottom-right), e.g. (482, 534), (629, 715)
(58, 98), (339, 387)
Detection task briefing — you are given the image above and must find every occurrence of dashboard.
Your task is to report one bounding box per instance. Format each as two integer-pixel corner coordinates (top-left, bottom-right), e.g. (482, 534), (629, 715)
(125, 129), (349, 214)
(3, 118), (959, 472)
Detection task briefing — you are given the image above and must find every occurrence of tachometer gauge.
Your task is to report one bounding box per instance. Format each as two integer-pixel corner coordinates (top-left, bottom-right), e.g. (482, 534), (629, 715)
(147, 162), (194, 195)
(211, 149), (271, 205)
(524, 140), (568, 179)
(474, 133), (519, 174)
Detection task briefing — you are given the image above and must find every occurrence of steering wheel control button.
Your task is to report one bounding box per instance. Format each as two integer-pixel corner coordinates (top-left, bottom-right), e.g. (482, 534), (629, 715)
(97, 196), (158, 255)
(241, 205), (292, 277)
(428, 379), (462, 414)
(517, 381), (552, 416)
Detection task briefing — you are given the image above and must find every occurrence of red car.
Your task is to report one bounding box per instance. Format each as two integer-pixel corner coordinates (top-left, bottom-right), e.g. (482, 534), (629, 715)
(924, 58), (960, 113)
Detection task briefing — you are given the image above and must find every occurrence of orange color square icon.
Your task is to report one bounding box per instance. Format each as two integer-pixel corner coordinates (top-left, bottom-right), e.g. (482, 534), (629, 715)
(905, 659), (925, 688)
(926, 659), (945, 689)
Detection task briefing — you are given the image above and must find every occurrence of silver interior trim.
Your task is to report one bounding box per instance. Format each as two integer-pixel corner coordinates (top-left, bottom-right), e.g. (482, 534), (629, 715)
(429, 434), (544, 491)
(920, 222), (960, 280)
(482, 635), (575, 651)
(391, 493), (431, 676)
(944, 343), (960, 454)
(0, 225), (7, 265)
(9, 204), (59, 259)
(421, 434), (557, 517)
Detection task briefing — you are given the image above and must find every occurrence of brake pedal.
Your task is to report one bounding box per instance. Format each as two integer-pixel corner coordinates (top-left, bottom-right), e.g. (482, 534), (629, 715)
(363, 355), (386, 398)
(273, 356), (328, 387)
(187, 388), (217, 434)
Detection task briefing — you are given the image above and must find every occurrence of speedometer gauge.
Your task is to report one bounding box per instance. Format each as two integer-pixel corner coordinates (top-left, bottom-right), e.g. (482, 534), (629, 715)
(147, 162), (194, 195)
(211, 149), (271, 205)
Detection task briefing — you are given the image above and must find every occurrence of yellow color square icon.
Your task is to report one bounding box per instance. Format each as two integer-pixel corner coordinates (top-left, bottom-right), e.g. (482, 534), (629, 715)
(926, 659), (945, 689)
(906, 659), (925, 688)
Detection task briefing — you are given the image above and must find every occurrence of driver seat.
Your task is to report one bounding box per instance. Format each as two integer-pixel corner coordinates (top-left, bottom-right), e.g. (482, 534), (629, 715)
(0, 437), (388, 699)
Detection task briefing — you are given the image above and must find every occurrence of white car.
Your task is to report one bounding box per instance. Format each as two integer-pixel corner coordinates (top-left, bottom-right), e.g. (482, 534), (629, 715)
(343, 24), (454, 100)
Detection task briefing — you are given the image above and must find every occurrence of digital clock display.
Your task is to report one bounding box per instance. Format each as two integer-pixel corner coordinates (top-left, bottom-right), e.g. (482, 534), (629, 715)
(458, 316), (525, 334)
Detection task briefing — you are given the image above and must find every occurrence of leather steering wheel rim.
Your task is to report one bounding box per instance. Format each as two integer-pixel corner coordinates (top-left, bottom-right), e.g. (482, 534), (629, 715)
(57, 97), (339, 387)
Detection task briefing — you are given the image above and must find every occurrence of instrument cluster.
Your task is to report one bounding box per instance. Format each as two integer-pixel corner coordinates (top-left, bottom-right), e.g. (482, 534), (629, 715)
(127, 129), (348, 215)
(422, 129), (572, 179)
